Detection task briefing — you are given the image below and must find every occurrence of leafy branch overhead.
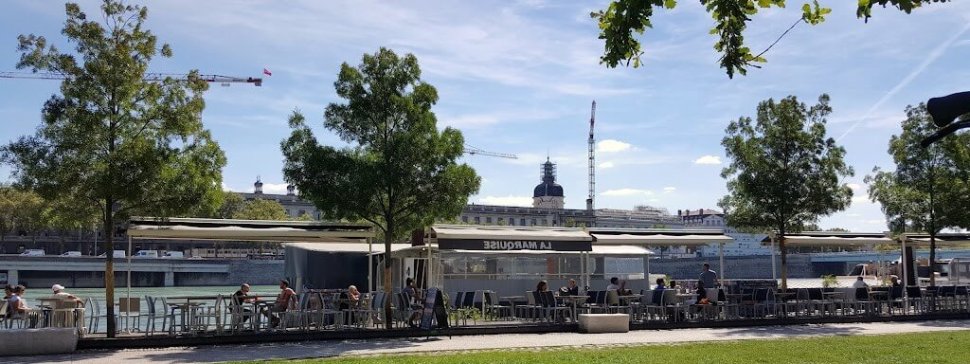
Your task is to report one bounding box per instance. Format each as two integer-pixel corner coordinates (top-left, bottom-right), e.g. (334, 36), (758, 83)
(592, 0), (950, 78)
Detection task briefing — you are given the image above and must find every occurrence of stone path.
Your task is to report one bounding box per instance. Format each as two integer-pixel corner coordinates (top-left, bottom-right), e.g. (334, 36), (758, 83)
(4, 319), (969, 364)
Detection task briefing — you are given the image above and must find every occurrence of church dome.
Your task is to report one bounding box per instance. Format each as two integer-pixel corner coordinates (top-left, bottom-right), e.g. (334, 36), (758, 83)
(533, 157), (564, 197)
(533, 182), (564, 197)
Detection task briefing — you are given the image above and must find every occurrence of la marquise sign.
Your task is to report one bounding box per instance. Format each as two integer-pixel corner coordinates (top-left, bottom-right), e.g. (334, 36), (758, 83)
(438, 239), (592, 252)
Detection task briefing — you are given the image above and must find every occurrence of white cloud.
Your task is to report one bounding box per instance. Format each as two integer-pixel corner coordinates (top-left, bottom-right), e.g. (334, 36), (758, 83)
(597, 139), (633, 153)
(602, 188), (654, 197)
(847, 183), (863, 190)
(598, 161), (615, 169)
(261, 182), (289, 195)
(663, 187), (676, 193)
(221, 182), (233, 192)
(694, 155), (722, 165)
(852, 195), (872, 204)
(477, 195), (533, 207)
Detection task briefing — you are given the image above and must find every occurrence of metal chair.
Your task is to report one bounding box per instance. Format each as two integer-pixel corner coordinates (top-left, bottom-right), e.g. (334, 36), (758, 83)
(482, 291), (511, 320)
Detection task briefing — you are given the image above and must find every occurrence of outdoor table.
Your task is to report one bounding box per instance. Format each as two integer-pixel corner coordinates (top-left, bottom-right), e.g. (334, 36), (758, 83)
(501, 296), (525, 318)
(724, 293), (748, 304)
(555, 295), (588, 321)
(166, 295), (215, 333)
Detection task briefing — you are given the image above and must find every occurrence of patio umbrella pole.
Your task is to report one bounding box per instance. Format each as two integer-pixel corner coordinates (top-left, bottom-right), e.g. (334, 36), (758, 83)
(367, 238), (372, 292)
(719, 242), (725, 284)
(126, 235), (132, 333)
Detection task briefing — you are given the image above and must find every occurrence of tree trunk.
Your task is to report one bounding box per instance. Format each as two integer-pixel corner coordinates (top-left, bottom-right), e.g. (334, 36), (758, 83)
(383, 222), (394, 330)
(929, 234), (937, 287)
(103, 201), (116, 337)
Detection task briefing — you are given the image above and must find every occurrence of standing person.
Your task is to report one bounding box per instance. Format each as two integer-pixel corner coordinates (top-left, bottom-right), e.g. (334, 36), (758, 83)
(852, 276), (869, 288)
(699, 263), (718, 288)
(606, 277), (620, 291)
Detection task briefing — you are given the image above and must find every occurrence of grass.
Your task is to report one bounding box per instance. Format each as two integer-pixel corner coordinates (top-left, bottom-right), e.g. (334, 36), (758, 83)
(235, 330), (970, 364)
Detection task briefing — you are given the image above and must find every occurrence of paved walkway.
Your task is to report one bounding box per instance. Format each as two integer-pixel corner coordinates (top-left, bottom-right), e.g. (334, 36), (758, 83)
(5, 320), (970, 363)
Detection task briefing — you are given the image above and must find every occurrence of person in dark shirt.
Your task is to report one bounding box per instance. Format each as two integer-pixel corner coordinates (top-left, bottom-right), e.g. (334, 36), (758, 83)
(232, 283), (255, 322)
(651, 278), (667, 306)
(565, 279), (580, 296)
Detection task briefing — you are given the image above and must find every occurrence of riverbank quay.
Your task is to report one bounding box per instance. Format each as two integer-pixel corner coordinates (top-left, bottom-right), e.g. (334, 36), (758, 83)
(5, 319), (969, 364)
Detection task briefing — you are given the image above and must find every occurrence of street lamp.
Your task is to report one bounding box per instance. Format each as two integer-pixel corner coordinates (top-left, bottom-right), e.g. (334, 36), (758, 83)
(921, 91), (970, 147)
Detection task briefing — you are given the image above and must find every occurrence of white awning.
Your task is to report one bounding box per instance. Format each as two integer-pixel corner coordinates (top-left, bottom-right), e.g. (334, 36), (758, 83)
(431, 225), (592, 241)
(783, 236), (892, 246)
(286, 242), (410, 253)
(127, 217), (375, 242)
(591, 233), (733, 246)
(591, 245), (655, 255)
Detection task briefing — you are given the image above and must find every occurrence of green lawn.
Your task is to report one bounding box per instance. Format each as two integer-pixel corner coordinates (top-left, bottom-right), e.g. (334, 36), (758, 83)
(240, 330), (970, 364)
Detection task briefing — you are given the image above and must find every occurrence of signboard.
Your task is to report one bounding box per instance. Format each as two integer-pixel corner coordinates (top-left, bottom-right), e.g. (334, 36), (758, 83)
(420, 287), (440, 330)
(438, 239), (592, 252)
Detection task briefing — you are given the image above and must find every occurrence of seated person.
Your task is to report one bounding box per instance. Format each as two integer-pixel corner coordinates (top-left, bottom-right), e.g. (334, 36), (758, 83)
(347, 285), (361, 307)
(403, 278), (422, 327)
(562, 279), (580, 296)
(268, 279), (296, 326)
(536, 280), (549, 292)
(50, 284), (83, 306)
(651, 278), (667, 306)
(232, 283), (255, 322)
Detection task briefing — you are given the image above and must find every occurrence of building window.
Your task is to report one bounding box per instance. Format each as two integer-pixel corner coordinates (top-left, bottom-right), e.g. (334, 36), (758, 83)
(461, 216), (468, 223)
(486, 217), (492, 224)
(474, 216), (480, 224)
(520, 218), (526, 226)
(541, 219), (547, 226)
(531, 219), (537, 226)
(508, 218), (515, 226)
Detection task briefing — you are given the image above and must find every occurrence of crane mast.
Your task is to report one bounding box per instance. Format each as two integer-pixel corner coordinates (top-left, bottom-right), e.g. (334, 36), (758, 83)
(464, 144), (517, 159)
(587, 100), (596, 211)
(0, 71), (262, 87)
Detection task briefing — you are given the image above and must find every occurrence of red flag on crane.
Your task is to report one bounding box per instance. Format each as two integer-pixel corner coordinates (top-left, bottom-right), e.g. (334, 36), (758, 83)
(263, 68), (272, 76)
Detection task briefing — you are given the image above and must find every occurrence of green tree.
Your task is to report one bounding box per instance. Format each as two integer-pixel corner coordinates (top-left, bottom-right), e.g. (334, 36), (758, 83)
(281, 48), (481, 328)
(216, 192), (246, 219)
(46, 194), (100, 253)
(719, 94), (853, 289)
(2, 1), (226, 336)
(233, 199), (289, 220)
(592, 0), (951, 78)
(865, 104), (970, 286)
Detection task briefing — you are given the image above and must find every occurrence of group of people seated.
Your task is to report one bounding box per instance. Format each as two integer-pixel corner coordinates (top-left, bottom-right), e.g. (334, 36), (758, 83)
(4, 283), (84, 328)
(229, 279), (368, 328)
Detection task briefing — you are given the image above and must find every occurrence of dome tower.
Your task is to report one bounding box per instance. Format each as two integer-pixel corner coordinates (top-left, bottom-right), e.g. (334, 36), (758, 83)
(532, 157), (564, 209)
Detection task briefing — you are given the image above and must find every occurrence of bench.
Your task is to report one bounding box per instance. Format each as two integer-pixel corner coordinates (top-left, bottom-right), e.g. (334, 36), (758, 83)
(0, 328), (77, 356)
(577, 313), (629, 333)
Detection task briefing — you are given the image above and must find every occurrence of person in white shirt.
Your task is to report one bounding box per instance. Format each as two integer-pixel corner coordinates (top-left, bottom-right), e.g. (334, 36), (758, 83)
(50, 284), (83, 306)
(851, 276), (869, 289)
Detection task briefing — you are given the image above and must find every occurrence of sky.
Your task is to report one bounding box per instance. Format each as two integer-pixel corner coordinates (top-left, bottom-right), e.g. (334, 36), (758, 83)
(1, 1), (969, 232)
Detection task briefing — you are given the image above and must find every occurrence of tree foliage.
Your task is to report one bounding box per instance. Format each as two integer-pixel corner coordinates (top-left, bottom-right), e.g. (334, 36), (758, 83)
(2, 0), (225, 336)
(281, 48), (480, 328)
(719, 94), (853, 288)
(865, 104), (970, 285)
(232, 199), (289, 221)
(592, 0), (950, 78)
(215, 191), (246, 219)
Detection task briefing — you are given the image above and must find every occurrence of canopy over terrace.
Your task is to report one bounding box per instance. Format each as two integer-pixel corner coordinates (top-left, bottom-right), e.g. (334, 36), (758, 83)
(125, 217), (375, 295)
(589, 228), (734, 283)
(760, 232), (893, 287)
(423, 225), (593, 291)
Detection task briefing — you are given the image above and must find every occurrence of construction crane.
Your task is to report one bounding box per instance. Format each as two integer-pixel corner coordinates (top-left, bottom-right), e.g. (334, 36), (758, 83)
(464, 144), (517, 159)
(0, 71), (263, 87)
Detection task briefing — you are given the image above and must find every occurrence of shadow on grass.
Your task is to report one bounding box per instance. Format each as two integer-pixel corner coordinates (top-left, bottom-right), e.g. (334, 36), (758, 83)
(718, 323), (865, 338)
(915, 319), (970, 329)
(134, 337), (428, 363)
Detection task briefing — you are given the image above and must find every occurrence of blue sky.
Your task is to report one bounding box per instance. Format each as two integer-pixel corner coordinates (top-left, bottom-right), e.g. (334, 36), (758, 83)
(1, 1), (969, 232)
